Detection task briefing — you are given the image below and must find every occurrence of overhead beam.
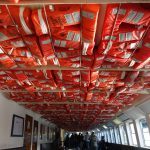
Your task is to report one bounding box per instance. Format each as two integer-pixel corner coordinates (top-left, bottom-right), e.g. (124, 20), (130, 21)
(0, 0), (149, 5)
(18, 101), (133, 105)
(0, 65), (86, 71)
(1, 89), (150, 94)
(0, 65), (149, 71)
(0, 89), (80, 93)
(95, 4), (106, 46)
(19, 101), (104, 105)
(18, 94), (150, 105)
(39, 110), (95, 112)
(38, 109), (115, 112)
(86, 0), (150, 3)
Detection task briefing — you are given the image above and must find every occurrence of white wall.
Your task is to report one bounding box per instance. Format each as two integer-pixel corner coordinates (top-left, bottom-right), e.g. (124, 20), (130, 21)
(138, 99), (150, 114)
(0, 93), (55, 150)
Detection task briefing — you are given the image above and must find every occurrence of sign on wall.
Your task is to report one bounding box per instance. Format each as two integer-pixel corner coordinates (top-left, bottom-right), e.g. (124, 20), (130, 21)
(11, 114), (24, 137)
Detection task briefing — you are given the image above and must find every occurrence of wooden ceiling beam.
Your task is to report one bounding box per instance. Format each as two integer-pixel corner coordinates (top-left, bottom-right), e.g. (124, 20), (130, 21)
(0, 65), (149, 71)
(38, 109), (114, 112)
(0, 89), (80, 93)
(1, 89), (149, 94)
(19, 101), (104, 105)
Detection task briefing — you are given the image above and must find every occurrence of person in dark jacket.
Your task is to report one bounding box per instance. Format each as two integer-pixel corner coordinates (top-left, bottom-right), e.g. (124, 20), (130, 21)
(89, 132), (98, 150)
(64, 134), (69, 149)
(83, 132), (90, 150)
(98, 136), (106, 150)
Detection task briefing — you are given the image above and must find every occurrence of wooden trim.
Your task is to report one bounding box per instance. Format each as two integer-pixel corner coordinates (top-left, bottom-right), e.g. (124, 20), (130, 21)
(0, 65), (149, 71)
(19, 101), (118, 105)
(1, 89), (150, 94)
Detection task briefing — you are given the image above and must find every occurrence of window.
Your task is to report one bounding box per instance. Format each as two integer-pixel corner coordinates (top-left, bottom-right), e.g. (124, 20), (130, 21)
(101, 131), (104, 138)
(129, 122), (137, 146)
(104, 131), (107, 142)
(140, 119), (150, 147)
(106, 130), (111, 143)
(120, 124), (128, 145)
(110, 128), (115, 143)
(98, 132), (100, 140)
(114, 127), (121, 144)
(109, 129), (112, 143)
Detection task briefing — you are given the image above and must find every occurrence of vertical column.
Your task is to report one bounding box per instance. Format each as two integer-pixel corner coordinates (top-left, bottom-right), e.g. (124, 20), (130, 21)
(125, 122), (131, 145)
(60, 129), (65, 147)
(146, 113), (150, 133)
(135, 119), (144, 147)
(124, 122), (129, 145)
(119, 125), (123, 144)
(118, 127), (121, 144)
(133, 120), (140, 147)
(37, 118), (41, 150)
(109, 128), (112, 143)
(30, 116), (34, 150)
(113, 127), (116, 144)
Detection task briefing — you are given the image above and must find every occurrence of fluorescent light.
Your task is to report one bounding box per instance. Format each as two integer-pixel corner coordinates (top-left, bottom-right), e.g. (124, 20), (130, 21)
(113, 118), (122, 125)
(103, 125), (108, 129)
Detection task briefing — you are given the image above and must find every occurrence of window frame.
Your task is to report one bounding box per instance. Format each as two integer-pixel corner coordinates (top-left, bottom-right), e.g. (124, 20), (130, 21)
(119, 124), (128, 145)
(106, 129), (111, 143)
(114, 127), (121, 144)
(110, 128), (115, 143)
(129, 122), (138, 146)
(139, 118), (150, 147)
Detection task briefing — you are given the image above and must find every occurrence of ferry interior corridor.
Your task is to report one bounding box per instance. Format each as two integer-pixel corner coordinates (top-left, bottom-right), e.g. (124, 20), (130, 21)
(0, 0), (150, 150)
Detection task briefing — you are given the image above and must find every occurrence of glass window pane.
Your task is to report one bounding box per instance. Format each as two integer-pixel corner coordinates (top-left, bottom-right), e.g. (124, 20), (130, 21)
(116, 128), (121, 144)
(107, 130), (111, 143)
(110, 129), (115, 143)
(130, 123), (135, 133)
(132, 134), (137, 145)
(117, 129), (120, 143)
(143, 128), (149, 133)
(140, 119), (150, 147)
(129, 123), (137, 146)
(143, 133), (150, 140)
(145, 141), (150, 147)
(120, 125), (128, 145)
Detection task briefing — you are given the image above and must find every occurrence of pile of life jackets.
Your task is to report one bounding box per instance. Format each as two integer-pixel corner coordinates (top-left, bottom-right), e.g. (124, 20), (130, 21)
(31, 4), (100, 93)
(97, 3), (150, 69)
(36, 103), (120, 130)
(132, 29), (150, 69)
(0, 6), (45, 68)
(0, 4), (100, 69)
(0, 3), (149, 130)
(89, 3), (150, 104)
(31, 4), (100, 68)
(0, 70), (57, 92)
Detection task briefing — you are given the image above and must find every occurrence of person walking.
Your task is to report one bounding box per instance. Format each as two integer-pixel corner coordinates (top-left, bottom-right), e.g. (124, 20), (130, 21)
(80, 133), (84, 150)
(64, 134), (69, 149)
(89, 132), (98, 150)
(98, 136), (107, 150)
(83, 132), (90, 150)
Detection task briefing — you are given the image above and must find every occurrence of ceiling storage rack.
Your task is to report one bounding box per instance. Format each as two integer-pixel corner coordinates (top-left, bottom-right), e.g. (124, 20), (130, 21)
(0, 0), (149, 130)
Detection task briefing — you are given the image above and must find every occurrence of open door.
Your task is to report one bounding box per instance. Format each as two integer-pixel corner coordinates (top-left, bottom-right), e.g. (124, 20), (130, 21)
(24, 115), (33, 150)
(32, 120), (38, 150)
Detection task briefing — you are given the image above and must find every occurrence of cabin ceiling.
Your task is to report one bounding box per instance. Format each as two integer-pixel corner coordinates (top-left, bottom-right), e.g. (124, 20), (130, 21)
(0, 2), (150, 131)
